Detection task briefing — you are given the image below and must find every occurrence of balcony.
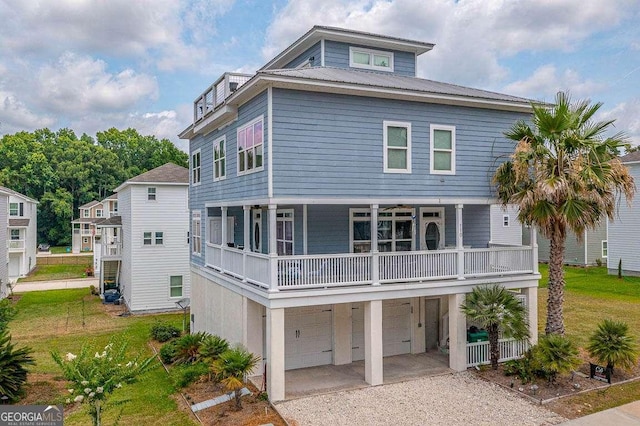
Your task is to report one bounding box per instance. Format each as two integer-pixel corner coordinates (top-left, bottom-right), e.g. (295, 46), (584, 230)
(8, 239), (25, 251)
(204, 244), (535, 292)
(101, 242), (122, 258)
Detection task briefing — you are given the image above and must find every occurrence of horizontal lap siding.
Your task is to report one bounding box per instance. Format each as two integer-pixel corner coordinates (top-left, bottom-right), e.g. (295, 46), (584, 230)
(586, 225), (607, 265)
(538, 232), (584, 265)
(284, 42), (321, 68)
(271, 89), (527, 199)
(462, 205), (490, 248)
(324, 41), (416, 77)
(608, 164), (640, 273)
(0, 196), (7, 287)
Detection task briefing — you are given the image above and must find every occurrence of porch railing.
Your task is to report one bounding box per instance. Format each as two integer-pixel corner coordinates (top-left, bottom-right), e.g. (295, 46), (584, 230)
(466, 338), (530, 367)
(203, 244), (535, 291)
(8, 239), (25, 250)
(101, 242), (122, 257)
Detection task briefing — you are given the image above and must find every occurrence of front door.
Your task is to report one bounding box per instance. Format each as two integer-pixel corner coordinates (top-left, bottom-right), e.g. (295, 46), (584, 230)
(420, 207), (445, 250)
(425, 298), (440, 351)
(252, 210), (262, 253)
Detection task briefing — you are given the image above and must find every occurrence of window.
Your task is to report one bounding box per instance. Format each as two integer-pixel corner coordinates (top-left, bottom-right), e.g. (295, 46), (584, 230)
(276, 210), (294, 255)
(9, 203), (18, 216)
(170, 276), (183, 298)
(350, 208), (414, 253)
(430, 124), (456, 175)
(143, 232), (152, 245)
(191, 149), (201, 185)
(349, 47), (394, 72)
(602, 240), (608, 258)
(10, 229), (20, 240)
(148, 187), (156, 201)
(213, 137), (226, 181)
(383, 121), (411, 173)
(96, 209), (103, 218)
(503, 215), (510, 227)
(237, 117), (264, 175)
(83, 237), (89, 244)
(192, 211), (201, 255)
(83, 209), (89, 218)
(155, 232), (164, 245)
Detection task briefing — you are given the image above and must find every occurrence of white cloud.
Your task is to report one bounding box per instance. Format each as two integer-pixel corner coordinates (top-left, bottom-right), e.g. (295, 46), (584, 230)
(600, 100), (640, 147)
(0, 91), (55, 135)
(503, 64), (607, 101)
(37, 52), (158, 116)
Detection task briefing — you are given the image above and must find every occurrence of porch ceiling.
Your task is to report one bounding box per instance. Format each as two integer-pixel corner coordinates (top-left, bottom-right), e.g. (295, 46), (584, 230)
(204, 196), (499, 208)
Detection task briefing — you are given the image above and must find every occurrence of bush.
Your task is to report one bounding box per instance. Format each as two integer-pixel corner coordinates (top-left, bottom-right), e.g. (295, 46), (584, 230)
(159, 340), (178, 365)
(151, 322), (181, 343)
(587, 319), (638, 374)
(199, 335), (229, 362)
(173, 332), (209, 365)
(535, 334), (581, 384)
(172, 362), (209, 388)
(0, 299), (16, 332)
(0, 329), (35, 402)
(504, 348), (543, 384)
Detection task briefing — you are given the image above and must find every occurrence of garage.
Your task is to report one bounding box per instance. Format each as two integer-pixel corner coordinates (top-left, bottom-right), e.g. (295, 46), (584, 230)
(285, 305), (333, 370)
(352, 299), (412, 361)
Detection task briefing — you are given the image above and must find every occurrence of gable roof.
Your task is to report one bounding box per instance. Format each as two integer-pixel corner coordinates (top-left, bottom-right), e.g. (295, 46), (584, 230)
(79, 200), (101, 209)
(261, 25), (435, 71)
(96, 216), (122, 227)
(102, 193), (117, 201)
(620, 151), (640, 164)
(114, 163), (188, 192)
(0, 186), (38, 204)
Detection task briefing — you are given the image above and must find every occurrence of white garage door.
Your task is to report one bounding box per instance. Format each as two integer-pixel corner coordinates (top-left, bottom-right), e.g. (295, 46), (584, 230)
(352, 299), (412, 361)
(8, 254), (21, 278)
(285, 305), (333, 370)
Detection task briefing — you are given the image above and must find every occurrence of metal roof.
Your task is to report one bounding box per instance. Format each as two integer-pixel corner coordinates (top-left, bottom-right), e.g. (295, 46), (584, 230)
(261, 67), (534, 104)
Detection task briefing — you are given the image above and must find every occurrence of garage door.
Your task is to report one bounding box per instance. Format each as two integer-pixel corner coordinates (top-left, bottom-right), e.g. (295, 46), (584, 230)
(285, 305), (333, 370)
(352, 299), (412, 361)
(8, 254), (21, 278)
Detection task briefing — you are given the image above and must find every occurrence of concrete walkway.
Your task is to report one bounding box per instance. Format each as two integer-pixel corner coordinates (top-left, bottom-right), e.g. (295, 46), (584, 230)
(11, 277), (97, 292)
(562, 400), (640, 425)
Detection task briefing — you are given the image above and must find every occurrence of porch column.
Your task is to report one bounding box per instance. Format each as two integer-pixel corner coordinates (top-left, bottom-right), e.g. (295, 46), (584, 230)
(523, 287), (539, 345)
(266, 307), (285, 401)
(242, 205), (251, 282)
(268, 204), (279, 292)
(364, 300), (383, 385)
(303, 204), (308, 255)
(530, 226), (539, 274)
(333, 303), (352, 365)
(220, 206), (227, 273)
(371, 204), (380, 286)
(243, 297), (264, 373)
(448, 293), (467, 371)
(411, 297), (426, 354)
(456, 204), (465, 280)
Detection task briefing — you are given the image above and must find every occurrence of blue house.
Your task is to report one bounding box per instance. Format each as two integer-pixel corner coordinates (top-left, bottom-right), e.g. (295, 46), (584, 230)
(180, 26), (541, 401)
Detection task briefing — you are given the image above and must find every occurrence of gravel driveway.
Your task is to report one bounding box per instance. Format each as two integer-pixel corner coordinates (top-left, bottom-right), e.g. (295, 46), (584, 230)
(276, 372), (567, 426)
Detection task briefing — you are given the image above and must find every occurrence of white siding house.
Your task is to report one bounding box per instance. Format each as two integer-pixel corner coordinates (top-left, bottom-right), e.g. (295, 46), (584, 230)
(489, 204), (522, 246)
(608, 152), (640, 276)
(97, 163), (191, 312)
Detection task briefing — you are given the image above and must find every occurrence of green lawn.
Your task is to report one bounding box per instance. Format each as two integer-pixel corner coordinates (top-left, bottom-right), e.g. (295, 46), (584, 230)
(9, 289), (195, 425)
(49, 246), (72, 254)
(18, 264), (89, 282)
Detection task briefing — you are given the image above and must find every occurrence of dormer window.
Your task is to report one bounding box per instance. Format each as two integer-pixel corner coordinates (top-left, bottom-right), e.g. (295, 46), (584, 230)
(349, 47), (394, 72)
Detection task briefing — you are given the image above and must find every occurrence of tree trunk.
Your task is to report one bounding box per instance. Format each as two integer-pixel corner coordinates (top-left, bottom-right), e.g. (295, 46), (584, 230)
(546, 228), (566, 335)
(489, 324), (500, 370)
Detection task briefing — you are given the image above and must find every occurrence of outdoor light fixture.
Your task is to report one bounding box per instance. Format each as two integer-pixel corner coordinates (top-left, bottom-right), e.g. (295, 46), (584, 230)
(175, 298), (191, 332)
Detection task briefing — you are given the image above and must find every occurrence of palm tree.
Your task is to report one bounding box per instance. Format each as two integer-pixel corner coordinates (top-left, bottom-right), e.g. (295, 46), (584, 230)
(211, 346), (259, 409)
(0, 329), (35, 402)
(535, 334), (581, 384)
(494, 91), (635, 335)
(587, 319), (638, 374)
(460, 284), (529, 370)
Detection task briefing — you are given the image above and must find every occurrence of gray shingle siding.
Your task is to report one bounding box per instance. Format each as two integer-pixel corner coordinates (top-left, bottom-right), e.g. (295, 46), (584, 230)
(284, 42), (321, 68)
(608, 162), (640, 275)
(324, 40), (416, 77)
(271, 88), (527, 199)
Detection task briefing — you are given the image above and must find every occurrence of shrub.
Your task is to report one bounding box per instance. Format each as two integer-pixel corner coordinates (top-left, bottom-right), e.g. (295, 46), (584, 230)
(212, 346), (260, 409)
(504, 348), (543, 384)
(172, 362), (209, 388)
(150, 322), (181, 343)
(0, 298), (17, 332)
(0, 329), (35, 402)
(587, 319), (638, 374)
(159, 340), (178, 365)
(535, 334), (581, 384)
(199, 335), (229, 363)
(173, 332), (209, 365)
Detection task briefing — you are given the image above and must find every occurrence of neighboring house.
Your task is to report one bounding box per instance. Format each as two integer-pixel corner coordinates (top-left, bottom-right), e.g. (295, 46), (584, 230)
(489, 204), (522, 246)
(608, 151), (640, 276)
(180, 26), (541, 402)
(525, 225), (607, 267)
(95, 163), (191, 312)
(71, 200), (104, 253)
(0, 186), (38, 296)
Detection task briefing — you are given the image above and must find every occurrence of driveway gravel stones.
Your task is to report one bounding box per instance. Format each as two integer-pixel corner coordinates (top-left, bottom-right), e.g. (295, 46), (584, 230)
(276, 372), (567, 426)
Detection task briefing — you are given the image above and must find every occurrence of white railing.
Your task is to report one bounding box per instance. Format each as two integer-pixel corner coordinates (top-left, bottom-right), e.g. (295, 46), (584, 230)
(466, 338), (530, 367)
(203, 245), (535, 291)
(8, 239), (25, 250)
(464, 246), (533, 277)
(102, 242), (122, 257)
(194, 73), (252, 121)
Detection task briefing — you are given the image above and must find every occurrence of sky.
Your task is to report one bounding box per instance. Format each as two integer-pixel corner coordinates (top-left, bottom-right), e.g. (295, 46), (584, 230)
(1, 0), (639, 152)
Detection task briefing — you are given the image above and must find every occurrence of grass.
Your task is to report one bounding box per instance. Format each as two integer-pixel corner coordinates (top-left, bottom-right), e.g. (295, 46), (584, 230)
(49, 246), (72, 254)
(8, 289), (196, 425)
(536, 264), (640, 415)
(18, 264), (89, 282)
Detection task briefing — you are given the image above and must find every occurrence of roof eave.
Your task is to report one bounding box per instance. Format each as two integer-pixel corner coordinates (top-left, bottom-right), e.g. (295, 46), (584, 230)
(114, 181), (188, 192)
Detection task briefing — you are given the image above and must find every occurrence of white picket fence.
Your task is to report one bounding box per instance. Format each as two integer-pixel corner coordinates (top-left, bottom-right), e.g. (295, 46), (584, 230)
(466, 338), (530, 367)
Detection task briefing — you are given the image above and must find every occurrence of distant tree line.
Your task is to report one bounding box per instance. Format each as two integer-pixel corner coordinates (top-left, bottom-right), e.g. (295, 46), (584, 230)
(0, 128), (188, 246)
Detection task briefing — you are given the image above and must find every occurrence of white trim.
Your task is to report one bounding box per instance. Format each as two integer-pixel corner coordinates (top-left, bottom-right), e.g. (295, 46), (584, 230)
(383, 120), (412, 174)
(419, 207), (446, 250)
(349, 207), (415, 253)
(147, 187), (157, 201)
(268, 88), (274, 197)
(349, 46), (394, 72)
(213, 136), (226, 181)
(205, 196), (499, 208)
(303, 204), (308, 255)
(191, 148), (202, 186)
(252, 209), (262, 253)
(236, 115), (265, 177)
(192, 210), (202, 256)
(601, 240), (608, 259)
(276, 208), (295, 255)
(169, 275), (184, 299)
(320, 39), (325, 66)
(502, 215), (510, 227)
(430, 124), (456, 175)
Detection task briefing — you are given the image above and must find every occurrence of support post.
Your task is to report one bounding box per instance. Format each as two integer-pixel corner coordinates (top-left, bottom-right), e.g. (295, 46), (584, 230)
(220, 206), (227, 273)
(243, 205), (250, 282)
(456, 204), (465, 280)
(364, 300), (383, 385)
(523, 287), (539, 345)
(303, 204), (308, 255)
(333, 303), (352, 365)
(531, 225), (539, 274)
(266, 307), (285, 401)
(371, 204), (380, 286)
(448, 293), (467, 371)
(268, 204), (279, 292)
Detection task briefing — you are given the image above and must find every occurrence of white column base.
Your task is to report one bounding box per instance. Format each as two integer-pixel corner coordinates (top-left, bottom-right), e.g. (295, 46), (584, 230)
(522, 287), (539, 345)
(266, 307), (285, 402)
(365, 300), (383, 385)
(333, 303), (352, 365)
(448, 293), (467, 371)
